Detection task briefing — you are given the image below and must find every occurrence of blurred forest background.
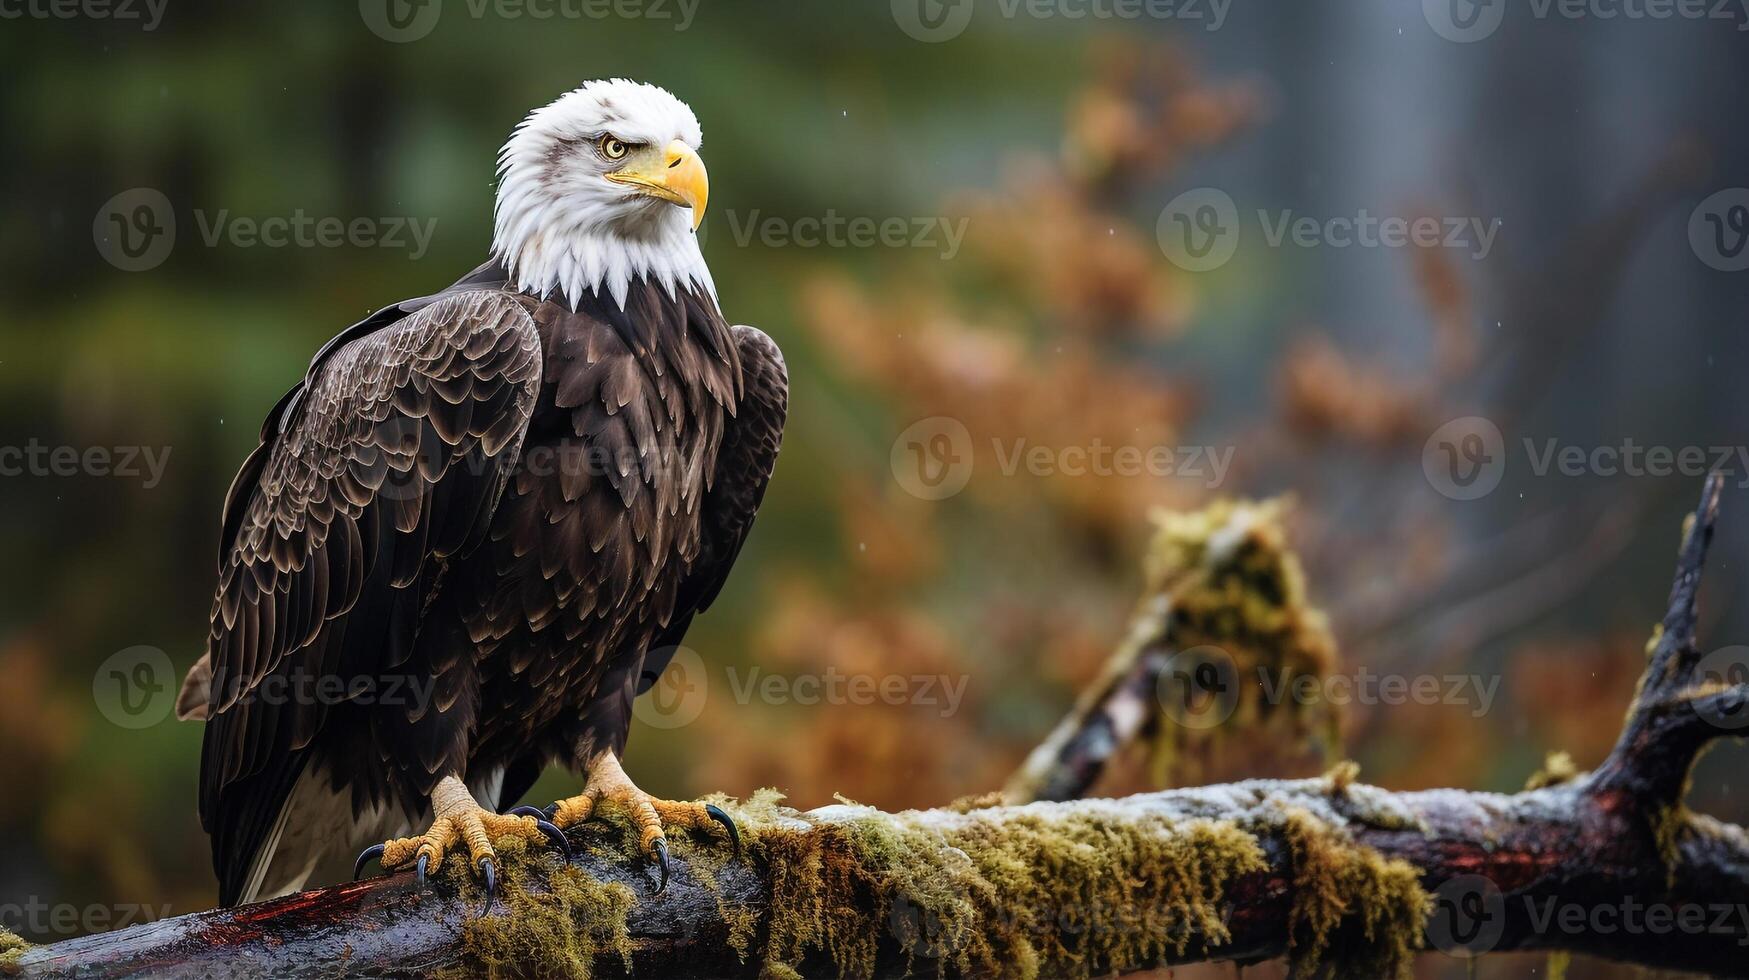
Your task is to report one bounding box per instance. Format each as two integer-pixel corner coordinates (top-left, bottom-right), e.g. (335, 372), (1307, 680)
(2, 1), (1748, 976)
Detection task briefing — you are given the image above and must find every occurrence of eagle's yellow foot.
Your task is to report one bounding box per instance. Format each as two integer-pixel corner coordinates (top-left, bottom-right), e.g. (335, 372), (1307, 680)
(351, 776), (569, 915)
(545, 752), (739, 892)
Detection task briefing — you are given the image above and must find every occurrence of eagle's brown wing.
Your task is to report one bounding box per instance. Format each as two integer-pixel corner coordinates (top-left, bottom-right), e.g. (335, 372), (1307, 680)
(195, 290), (541, 905)
(636, 324), (787, 693)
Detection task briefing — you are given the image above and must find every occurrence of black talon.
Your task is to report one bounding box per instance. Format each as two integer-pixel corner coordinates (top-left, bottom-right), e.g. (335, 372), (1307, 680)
(478, 856), (498, 917)
(352, 843), (385, 881)
(533, 818), (571, 862)
(652, 838), (670, 894)
(704, 804), (741, 858)
(415, 852), (430, 890)
(521, 801), (559, 822)
(511, 805), (573, 862)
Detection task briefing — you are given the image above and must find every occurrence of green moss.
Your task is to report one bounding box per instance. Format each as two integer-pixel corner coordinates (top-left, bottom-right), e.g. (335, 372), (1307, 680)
(445, 833), (636, 980)
(1144, 499), (1343, 778)
(743, 785), (1428, 980)
(1524, 751), (1580, 791)
(1280, 809), (1428, 980)
(751, 796), (1268, 979)
(1652, 803), (1687, 885)
(435, 781), (1432, 980)
(0, 927), (27, 972)
(1323, 760), (1360, 793)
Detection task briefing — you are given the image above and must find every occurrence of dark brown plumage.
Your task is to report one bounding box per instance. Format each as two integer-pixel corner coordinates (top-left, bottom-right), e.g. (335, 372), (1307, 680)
(181, 259), (786, 904)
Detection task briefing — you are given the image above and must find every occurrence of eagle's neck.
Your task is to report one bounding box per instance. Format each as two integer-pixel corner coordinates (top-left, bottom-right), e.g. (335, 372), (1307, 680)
(491, 191), (716, 313)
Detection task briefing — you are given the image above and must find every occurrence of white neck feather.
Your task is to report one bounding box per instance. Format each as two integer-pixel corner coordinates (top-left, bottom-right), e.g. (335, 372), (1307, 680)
(491, 178), (716, 311)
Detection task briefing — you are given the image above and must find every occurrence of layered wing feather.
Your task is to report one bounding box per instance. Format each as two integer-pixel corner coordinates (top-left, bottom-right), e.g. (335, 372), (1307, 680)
(197, 290), (541, 904)
(637, 324), (788, 693)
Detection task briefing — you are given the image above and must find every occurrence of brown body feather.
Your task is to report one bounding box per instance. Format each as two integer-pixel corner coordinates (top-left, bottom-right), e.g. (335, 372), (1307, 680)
(187, 261), (786, 905)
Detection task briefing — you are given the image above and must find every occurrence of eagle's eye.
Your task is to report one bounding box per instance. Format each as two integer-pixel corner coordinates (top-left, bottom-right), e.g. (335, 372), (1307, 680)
(599, 136), (630, 161)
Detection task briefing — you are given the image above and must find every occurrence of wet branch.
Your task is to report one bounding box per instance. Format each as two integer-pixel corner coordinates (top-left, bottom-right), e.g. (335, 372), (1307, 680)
(10, 477), (1747, 979)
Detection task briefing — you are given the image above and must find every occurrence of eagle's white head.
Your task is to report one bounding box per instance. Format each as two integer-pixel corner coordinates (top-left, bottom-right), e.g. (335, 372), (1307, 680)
(492, 79), (714, 310)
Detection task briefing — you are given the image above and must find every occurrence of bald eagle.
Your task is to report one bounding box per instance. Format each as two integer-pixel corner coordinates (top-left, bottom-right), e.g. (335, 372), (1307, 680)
(176, 79), (786, 908)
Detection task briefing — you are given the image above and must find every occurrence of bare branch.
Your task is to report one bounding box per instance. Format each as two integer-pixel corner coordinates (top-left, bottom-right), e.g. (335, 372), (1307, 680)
(1590, 473), (1732, 807)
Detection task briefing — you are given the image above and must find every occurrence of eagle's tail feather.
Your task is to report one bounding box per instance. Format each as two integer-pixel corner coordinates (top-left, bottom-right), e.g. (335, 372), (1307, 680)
(233, 767), (407, 905)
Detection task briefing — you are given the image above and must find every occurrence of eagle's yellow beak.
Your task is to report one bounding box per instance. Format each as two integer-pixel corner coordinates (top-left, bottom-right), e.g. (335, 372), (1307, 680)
(606, 140), (709, 230)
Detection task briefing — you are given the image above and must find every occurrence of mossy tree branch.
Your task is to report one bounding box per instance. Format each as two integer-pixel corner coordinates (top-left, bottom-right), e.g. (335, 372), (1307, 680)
(1005, 498), (1340, 805)
(14, 776), (1749, 978)
(11, 478), (1748, 979)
